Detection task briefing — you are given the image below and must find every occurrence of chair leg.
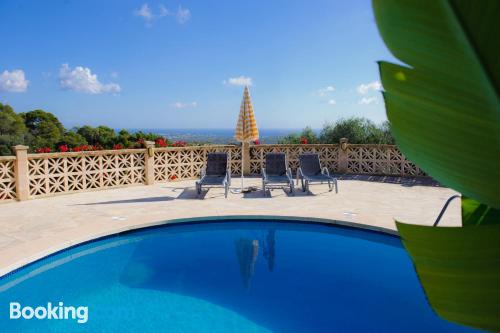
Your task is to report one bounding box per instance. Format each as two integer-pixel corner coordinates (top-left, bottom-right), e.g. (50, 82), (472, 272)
(262, 181), (266, 196)
(328, 180), (333, 192)
(335, 179), (339, 194)
(224, 183), (228, 198)
(290, 181), (295, 196)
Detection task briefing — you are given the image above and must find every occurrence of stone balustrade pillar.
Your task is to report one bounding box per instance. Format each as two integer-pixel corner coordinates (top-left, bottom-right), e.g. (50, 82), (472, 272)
(242, 142), (251, 176)
(144, 141), (155, 185)
(12, 145), (30, 201)
(338, 138), (349, 173)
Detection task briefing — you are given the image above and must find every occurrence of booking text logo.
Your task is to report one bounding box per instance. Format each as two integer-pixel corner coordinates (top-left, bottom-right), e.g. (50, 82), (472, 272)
(9, 302), (88, 324)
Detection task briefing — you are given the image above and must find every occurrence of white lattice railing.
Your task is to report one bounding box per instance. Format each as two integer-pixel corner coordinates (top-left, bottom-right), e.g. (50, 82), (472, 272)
(249, 144), (424, 176)
(0, 143), (426, 202)
(154, 145), (242, 182)
(346, 144), (425, 176)
(27, 150), (147, 198)
(0, 157), (16, 201)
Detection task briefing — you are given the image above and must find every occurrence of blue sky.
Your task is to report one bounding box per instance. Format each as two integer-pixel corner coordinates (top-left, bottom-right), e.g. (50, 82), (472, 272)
(0, 0), (397, 129)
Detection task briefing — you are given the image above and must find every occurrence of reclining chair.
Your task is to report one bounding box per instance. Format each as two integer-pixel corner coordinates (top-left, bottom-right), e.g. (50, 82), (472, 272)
(297, 153), (338, 193)
(196, 152), (231, 198)
(262, 152), (294, 196)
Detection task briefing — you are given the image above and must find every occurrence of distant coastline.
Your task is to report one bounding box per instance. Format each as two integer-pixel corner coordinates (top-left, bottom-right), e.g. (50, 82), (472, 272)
(124, 128), (312, 144)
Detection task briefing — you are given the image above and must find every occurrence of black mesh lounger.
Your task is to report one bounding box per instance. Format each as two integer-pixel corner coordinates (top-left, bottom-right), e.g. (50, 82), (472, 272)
(196, 152), (231, 198)
(297, 153), (338, 193)
(262, 153), (294, 196)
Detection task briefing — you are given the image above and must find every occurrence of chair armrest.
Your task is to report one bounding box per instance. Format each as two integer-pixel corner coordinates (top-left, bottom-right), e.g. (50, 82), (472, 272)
(262, 167), (267, 180)
(287, 167), (293, 180)
(200, 167), (206, 178)
(322, 167), (330, 176)
(226, 168), (231, 183)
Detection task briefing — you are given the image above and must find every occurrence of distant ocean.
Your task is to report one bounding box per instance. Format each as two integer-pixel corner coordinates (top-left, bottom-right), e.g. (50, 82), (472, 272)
(125, 128), (305, 144)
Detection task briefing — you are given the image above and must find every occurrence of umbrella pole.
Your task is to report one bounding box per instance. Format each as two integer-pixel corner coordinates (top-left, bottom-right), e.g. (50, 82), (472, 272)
(241, 148), (244, 191)
(231, 143), (245, 194)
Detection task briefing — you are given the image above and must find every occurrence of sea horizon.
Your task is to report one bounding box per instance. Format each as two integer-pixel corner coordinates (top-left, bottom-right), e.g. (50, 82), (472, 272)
(123, 128), (316, 144)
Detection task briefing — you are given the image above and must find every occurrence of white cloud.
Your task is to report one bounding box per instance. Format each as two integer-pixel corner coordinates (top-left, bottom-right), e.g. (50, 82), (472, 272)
(172, 101), (197, 109)
(0, 69), (29, 92)
(134, 3), (190, 25)
(327, 99), (336, 105)
(223, 76), (253, 86)
(358, 97), (378, 105)
(159, 4), (170, 17)
(59, 64), (121, 94)
(135, 3), (154, 22)
(357, 80), (381, 94)
(110, 71), (119, 79)
(316, 85), (335, 96)
(176, 6), (191, 24)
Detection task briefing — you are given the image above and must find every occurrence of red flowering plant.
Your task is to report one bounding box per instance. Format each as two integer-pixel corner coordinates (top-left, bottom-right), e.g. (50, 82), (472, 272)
(58, 145), (69, 152)
(35, 147), (52, 153)
(253, 139), (261, 145)
(169, 175), (178, 180)
(70, 144), (100, 152)
(113, 144), (123, 150)
(300, 137), (308, 144)
(155, 138), (168, 147)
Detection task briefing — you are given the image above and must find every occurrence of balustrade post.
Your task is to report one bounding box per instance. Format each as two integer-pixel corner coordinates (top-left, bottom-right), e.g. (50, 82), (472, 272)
(144, 141), (155, 185)
(338, 138), (348, 173)
(242, 142), (251, 175)
(12, 145), (30, 201)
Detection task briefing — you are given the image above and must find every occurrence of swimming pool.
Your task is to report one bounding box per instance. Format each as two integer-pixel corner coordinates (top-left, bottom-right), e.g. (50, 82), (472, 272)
(0, 220), (478, 332)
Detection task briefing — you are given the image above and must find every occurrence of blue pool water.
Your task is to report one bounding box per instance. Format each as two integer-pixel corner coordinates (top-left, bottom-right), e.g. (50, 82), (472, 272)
(0, 220), (478, 333)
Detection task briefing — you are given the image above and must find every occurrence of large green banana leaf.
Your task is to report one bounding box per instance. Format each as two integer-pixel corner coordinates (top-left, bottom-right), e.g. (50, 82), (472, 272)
(462, 197), (500, 226)
(373, 0), (500, 209)
(397, 221), (500, 332)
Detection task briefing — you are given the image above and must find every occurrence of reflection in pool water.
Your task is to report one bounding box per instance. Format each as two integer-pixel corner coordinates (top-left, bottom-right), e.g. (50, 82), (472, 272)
(0, 220), (479, 332)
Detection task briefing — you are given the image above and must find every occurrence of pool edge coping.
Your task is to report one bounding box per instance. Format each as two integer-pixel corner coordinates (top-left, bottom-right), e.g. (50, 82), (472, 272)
(0, 215), (398, 279)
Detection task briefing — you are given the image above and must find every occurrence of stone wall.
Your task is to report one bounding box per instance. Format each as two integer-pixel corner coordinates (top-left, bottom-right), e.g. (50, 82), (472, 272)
(0, 140), (425, 202)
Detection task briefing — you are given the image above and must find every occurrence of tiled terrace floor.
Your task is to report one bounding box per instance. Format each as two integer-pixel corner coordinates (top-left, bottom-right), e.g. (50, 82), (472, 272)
(0, 177), (460, 276)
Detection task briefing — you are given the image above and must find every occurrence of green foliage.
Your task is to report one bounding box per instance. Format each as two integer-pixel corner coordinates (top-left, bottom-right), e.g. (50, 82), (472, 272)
(375, 0), (500, 208)
(376, 121), (395, 145)
(0, 103), (28, 155)
(21, 110), (65, 150)
(116, 129), (133, 148)
(0, 103), (27, 136)
(374, 0), (500, 330)
(59, 131), (88, 147)
(76, 126), (99, 146)
(461, 197), (500, 227)
(279, 126), (319, 144)
(319, 117), (394, 144)
(94, 126), (116, 147)
(300, 127), (319, 144)
(397, 221), (500, 332)
(279, 119), (394, 145)
(0, 105), (175, 155)
(131, 131), (162, 141)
